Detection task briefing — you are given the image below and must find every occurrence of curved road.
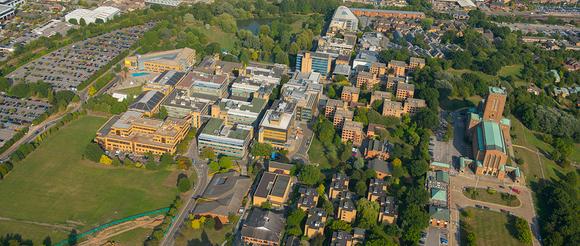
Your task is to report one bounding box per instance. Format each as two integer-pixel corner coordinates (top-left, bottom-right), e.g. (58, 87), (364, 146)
(161, 138), (209, 246)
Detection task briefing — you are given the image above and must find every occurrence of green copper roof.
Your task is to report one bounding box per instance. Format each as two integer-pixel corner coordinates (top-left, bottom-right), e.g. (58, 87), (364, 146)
(436, 171), (449, 183)
(431, 161), (451, 169)
(489, 86), (506, 95)
(431, 189), (447, 202)
(500, 118), (511, 127)
(481, 121), (505, 152)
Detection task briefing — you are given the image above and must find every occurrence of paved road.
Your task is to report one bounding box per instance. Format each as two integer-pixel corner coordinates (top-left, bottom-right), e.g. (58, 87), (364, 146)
(161, 138), (208, 246)
(449, 173), (542, 246)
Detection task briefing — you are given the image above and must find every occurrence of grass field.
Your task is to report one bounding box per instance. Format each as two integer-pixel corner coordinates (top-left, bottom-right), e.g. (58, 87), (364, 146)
(175, 224), (234, 245)
(461, 207), (529, 246)
(0, 116), (176, 244)
(463, 188), (521, 207)
(447, 64), (527, 87)
(509, 116), (569, 183)
(108, 227), (151, 245)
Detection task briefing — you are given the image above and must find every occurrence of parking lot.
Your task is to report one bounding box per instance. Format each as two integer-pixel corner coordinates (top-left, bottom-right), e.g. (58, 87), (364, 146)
(420, 227), (448, 246)
(429, 110), (468, 166)
(7, 24), (153, 91)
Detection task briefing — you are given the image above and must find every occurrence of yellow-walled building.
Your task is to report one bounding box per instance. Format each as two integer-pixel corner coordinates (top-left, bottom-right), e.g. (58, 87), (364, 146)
(96, 110), (191, 155)
(124, 48), (196, 73)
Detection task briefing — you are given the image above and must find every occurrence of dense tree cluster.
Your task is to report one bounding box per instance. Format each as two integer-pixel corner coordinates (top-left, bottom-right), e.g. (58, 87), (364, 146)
(535, 172), (579, 246)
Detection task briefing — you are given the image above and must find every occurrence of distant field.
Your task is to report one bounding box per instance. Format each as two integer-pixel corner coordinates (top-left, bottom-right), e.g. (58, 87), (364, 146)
(0, 116), (176, 244)
(461, 207), (529, 246)
(447, 64), (526, 87)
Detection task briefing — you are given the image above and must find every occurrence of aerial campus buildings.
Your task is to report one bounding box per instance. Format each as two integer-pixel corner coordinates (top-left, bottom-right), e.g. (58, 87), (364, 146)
(124, 48), (196, 73)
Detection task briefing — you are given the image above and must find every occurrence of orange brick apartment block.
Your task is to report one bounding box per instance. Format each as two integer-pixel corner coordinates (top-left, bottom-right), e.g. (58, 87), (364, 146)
(341, 86), (360, 103)
(388, 60), (407, 77)
(395, 82), (415, 101)
(341, 120), (364, 147)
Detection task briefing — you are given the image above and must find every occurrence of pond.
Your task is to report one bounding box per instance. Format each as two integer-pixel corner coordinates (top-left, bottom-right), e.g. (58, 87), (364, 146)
(236, 18), (274, 35)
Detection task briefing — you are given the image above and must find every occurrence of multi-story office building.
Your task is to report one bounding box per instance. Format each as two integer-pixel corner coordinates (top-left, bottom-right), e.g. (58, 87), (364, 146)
(253, 171), (294, 208)
(184, 71), (230, 99)
(192, 171), (251, 223)
(95, 110), (191, 155)
(282, 72), (323, 122)
(386, 75), (405, 89)
(211, 97), (267, 127)
(161, 89), (210, 128)
(198, 118), (253, 158)
(0, 0), (25, 7)
(341, 86), (360, 103)
(230, 78), (275, 100)
(258, 100), (296, 149)
(341, 120), (364, 147)
(403, 98), (426, 115)
(124, 48), (196, 73)
(296, 52), (333, 76)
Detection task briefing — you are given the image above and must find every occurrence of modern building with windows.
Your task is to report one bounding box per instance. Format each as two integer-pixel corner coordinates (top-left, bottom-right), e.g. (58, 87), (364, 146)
(296, 52), (333, 76)
(95, 110), (191, 155)
(198, 118), (253, 158)
(124, 48), (196, 73)
(0, 4), (14, 21)
(258, 100), (296, 149)
(145, 0), (182, 7)
(143, 70), (185, 95)
(211, 97), (267, 127)
(161, 89), (210, 128)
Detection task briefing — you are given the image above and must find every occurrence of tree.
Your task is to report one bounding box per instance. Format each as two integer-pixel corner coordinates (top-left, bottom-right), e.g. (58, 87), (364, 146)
(408, 159), (429, 177)
(329, 219), (352, 232)
(43, 236), (52, 246)
(513, 216), (532, 243)
(79, 18), (87, 26)
(177, 177), (191, 193)
(286, 209), (306, 236)
(400, 204), (429, 244)
(99, 155), (113, 165)
(200, 147), (216, 160)
(413, 108), (438, 131)
(83, 142), (104, 162)
(218, 156), (234, 170)
(251, 143), (273, 158)
(356, 199), (380, 229)
(68, 19), (78, 25)
(206, 42), (221, 55)
(156, 107), (168, 120)
(176, 157), (192, 170)
(298, 165), (324, 186)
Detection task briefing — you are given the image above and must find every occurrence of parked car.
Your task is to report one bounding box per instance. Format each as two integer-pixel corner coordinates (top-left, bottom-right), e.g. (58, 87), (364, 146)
(511, 187), (521, 194)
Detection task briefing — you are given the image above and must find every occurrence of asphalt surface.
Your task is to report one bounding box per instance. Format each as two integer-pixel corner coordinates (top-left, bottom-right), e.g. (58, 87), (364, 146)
(161, 138), (208, 246)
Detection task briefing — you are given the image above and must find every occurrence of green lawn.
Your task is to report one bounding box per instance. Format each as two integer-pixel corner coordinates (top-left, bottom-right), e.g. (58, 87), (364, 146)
(498, 64), (523, 78)
(509, 116), (569, 183)
(461, 207), (529, 246)
(0, 220), (68, 245)
(0, 116), (176, 244)
(193, 24), (236, 50)
(448, 64), (528, 88)
(440, 95), (481, 110)
(463, 188), (521, 207)
(307, 137), (331, 169)
(175, 223), (234, 245)
(108, 227), (151, 245)
(115, 86), (142, 98)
